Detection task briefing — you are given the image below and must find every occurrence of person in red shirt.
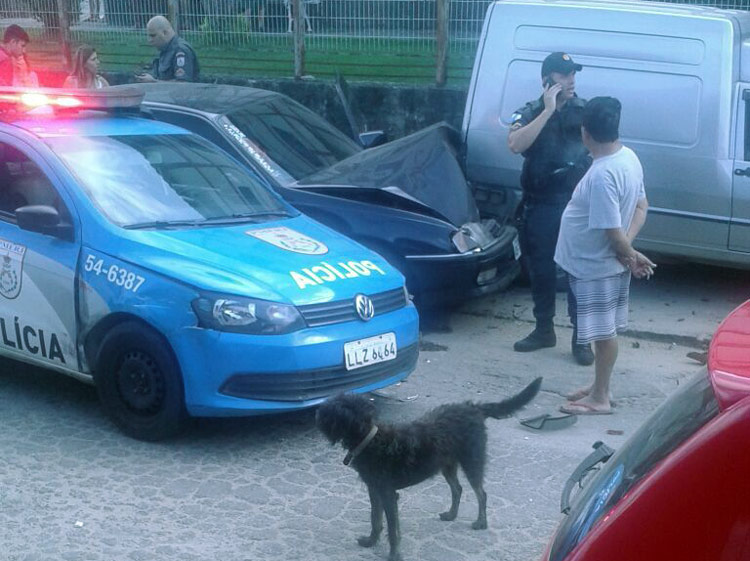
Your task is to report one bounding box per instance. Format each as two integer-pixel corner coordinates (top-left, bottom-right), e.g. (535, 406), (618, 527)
(0, 25), (37, 87)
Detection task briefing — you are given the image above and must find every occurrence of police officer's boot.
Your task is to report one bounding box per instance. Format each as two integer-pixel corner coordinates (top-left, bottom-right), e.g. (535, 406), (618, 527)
(571, 327), (595, 366)
(513, 320), (556, 352)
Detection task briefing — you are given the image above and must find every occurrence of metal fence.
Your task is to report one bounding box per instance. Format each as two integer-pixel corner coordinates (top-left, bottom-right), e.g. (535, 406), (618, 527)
(1, 0), (750, 84)
(0, 1), (490, 48)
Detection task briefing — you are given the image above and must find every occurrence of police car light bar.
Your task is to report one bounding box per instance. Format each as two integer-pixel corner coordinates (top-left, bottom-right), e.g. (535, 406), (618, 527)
(0, 87), (143, 113)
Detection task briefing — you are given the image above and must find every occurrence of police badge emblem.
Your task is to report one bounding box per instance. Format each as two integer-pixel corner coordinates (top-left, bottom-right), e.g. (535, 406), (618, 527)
(0, 238), (26, 299)
(247, 227), (328, 255)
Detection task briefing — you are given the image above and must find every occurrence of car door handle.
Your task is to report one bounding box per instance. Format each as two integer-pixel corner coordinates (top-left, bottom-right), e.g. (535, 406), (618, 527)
(735, 167), (750, 176)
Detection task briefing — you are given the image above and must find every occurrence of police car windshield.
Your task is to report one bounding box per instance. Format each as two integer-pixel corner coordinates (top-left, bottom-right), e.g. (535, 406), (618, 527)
(45, 133), (291, 228)
(226, 96), (361, 181)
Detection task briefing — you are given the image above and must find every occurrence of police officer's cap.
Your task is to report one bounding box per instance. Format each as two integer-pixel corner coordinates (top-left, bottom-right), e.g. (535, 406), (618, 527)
(541, 52), (582, 77)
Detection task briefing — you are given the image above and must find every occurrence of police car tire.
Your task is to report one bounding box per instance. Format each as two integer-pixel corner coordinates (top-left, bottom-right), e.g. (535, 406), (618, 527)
(95, 322), (187, 441)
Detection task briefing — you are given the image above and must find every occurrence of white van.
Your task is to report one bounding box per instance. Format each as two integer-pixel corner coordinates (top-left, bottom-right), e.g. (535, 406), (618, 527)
(462, 0), (750, 268)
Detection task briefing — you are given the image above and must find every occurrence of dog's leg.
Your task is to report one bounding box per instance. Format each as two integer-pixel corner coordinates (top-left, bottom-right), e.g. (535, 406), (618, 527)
(382, 488), (402, 561)
(439, 464), (462, 521)
(357, 485), (383, 548)
(464, 468), (488, 530)
(459, 435), (489, 530)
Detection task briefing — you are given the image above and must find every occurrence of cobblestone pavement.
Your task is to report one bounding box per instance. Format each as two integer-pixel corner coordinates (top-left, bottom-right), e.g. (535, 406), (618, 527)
(0, 263), (747, 561)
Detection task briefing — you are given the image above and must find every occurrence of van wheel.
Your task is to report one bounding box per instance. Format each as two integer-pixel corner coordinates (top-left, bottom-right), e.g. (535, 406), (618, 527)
(94, 322), (187, 441)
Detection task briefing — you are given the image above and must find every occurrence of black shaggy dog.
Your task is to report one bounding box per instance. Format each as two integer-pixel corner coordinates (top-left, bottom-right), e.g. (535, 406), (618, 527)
(315, 377), (542, 561)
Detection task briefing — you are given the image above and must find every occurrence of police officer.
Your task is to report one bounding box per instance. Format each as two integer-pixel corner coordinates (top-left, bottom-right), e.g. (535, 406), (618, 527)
(508, 52), (594, 366)
(136, 15), (199, 83)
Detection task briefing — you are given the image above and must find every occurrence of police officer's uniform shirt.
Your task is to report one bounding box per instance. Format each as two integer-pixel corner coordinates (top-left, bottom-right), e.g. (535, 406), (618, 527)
(151, 35), (199, 81)
(510, 96), (588, 199)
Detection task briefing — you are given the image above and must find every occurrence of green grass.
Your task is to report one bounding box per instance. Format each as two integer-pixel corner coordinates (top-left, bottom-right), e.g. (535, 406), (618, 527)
(27, 30), (477, 86)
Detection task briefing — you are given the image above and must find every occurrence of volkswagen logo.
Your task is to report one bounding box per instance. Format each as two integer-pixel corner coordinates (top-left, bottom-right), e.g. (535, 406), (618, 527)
(355, 294), (375, 321)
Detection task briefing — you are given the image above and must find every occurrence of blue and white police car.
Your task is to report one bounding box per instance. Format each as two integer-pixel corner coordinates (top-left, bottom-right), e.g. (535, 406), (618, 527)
(0, 88), (419, 440)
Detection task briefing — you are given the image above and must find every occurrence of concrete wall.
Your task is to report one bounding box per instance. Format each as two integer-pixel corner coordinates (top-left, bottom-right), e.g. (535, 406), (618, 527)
(109, 72), (468, 142)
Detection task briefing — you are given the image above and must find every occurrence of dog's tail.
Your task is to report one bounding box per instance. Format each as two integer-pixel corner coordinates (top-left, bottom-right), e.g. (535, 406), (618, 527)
(479, 377), (543, 419)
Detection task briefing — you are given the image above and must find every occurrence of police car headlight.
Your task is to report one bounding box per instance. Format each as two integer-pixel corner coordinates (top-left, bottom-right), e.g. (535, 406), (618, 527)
(192, 293), (305, 335)
(451, 228), (480, 253)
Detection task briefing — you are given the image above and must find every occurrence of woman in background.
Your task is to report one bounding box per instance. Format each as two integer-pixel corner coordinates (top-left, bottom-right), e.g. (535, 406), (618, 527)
(63, 45), (109, 89)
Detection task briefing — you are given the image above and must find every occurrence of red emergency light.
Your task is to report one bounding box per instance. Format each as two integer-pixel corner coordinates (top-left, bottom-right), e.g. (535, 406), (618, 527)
(0, 87), (143, 115)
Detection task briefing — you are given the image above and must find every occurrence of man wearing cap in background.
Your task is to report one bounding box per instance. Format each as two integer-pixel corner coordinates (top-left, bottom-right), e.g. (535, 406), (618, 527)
(507, 52), (593, 365)
(136, 15), (199, 83)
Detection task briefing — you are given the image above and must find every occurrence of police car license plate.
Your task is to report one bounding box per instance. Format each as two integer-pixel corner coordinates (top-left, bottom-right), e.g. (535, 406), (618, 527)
(344, 332), (397, 371)
(512, 235), (522, 260)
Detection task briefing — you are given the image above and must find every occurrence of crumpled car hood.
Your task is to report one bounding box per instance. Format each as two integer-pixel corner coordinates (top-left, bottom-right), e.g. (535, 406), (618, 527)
(300, 122), (480, 227)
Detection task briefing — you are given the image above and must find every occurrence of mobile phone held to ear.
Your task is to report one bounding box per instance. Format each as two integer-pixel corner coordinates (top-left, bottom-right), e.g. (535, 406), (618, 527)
(544, 77), (556, 88)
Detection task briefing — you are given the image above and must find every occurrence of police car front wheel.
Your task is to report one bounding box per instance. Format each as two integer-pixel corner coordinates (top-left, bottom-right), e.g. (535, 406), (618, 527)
(95, 321), (188, 441)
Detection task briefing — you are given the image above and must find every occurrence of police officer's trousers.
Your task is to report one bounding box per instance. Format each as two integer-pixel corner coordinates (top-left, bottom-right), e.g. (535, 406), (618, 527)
(521, 199), (576, 327)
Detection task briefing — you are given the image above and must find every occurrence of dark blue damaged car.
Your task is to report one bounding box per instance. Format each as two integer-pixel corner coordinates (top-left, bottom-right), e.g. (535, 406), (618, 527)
(119, 83), (520, 309)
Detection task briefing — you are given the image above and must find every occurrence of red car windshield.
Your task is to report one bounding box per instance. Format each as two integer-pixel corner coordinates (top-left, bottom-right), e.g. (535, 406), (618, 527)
(549, 372), (719, 561)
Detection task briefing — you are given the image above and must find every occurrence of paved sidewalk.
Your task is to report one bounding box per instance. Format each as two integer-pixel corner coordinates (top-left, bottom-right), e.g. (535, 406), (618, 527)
(0, 263), (745, 561)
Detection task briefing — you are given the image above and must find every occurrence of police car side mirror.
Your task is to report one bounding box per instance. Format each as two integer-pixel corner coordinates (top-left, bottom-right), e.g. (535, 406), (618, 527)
(359, 130), (387, 149)
(16, 205), (73, 241)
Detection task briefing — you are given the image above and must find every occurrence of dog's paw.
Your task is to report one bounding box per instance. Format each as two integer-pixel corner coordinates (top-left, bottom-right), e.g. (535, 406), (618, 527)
(471, 519), (488, 530)
(439, 511), (457, 521)
(357, 535), (378, 548)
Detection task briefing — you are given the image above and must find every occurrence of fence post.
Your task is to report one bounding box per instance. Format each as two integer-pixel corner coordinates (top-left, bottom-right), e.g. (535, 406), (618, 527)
(56, 0), (72, 69)
(436, 0), (449, 86)
(293, 0), (306, 78)
(167, 0), (181, 35)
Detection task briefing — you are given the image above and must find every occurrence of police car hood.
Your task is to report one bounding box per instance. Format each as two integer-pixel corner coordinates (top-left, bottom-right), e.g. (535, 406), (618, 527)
(299, 122), (479, 227)
(120, 216), (402, 305)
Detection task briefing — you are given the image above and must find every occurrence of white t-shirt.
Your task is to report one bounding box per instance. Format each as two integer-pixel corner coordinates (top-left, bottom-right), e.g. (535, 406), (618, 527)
(554, 145), (646, 280)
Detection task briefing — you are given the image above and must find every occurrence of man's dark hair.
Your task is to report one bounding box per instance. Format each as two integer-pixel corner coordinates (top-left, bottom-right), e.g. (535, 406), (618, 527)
(3, 24), (29, 44)
(582, 96), (621, 143)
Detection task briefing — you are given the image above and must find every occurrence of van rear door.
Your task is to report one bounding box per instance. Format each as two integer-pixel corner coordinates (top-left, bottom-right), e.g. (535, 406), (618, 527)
(730, 88), (750, 253)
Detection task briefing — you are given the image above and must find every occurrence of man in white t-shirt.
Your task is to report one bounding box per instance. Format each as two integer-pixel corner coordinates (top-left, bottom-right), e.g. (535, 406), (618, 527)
(554, 96), (655, 415)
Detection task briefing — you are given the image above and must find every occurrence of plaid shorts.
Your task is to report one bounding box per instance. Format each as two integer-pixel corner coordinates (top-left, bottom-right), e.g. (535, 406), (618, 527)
(569, 271), (631, 344)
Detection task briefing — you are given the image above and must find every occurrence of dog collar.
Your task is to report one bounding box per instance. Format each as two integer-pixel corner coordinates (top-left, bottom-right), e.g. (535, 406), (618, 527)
(343, 425), (378, 466)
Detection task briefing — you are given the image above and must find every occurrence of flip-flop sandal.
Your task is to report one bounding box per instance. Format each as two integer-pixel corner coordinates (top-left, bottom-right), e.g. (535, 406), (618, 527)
(559, 402), (613, 416)
(565, 390), (618, 407)
(520, 412), (578, 431)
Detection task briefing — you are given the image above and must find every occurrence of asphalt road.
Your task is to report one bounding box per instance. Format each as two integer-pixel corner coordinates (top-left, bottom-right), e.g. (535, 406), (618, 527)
(0, 262), (747, 561)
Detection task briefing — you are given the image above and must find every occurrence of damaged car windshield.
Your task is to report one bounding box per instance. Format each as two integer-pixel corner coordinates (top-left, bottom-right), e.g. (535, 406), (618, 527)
(46, 133), (289, 228)
(226, 96), (361, 180)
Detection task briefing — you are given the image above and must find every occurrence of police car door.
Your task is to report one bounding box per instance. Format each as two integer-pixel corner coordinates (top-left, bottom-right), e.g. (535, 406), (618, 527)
(0, 136), (79, 373)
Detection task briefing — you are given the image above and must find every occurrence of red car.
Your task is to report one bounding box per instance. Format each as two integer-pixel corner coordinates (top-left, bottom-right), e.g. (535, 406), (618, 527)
(540, 299), (750, 561)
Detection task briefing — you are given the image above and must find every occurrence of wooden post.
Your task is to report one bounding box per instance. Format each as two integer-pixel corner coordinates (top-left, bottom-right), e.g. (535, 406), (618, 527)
(293, 0), (306, 79)
(56, 0), (72, 69)
(436, 0), (449, 86)
(168, 0), (181, 35)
